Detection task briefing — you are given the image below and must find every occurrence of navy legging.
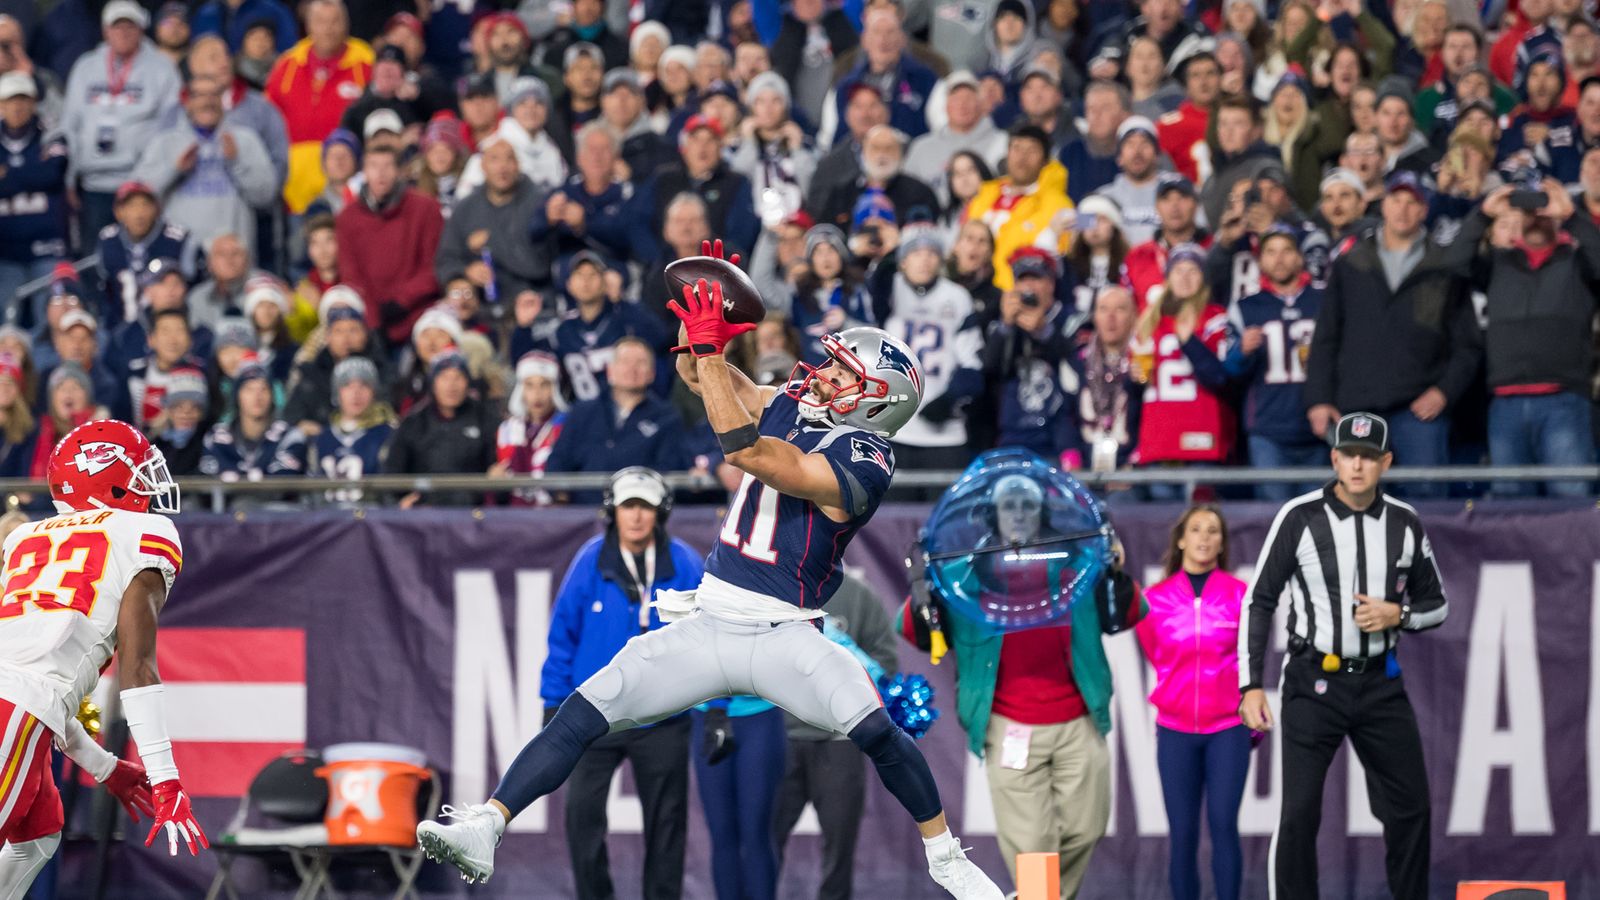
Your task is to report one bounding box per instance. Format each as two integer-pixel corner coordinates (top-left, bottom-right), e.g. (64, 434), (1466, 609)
(1156, 724), (1252, 900)
(690, 707), (787, 900)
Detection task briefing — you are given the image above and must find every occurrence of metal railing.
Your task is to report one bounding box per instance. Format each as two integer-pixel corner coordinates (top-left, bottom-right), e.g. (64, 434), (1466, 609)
(1, 465), (1595, 513)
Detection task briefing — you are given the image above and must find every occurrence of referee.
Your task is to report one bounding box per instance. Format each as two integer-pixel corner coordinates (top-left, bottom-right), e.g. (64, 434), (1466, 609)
(1238, 411), (1448, 900)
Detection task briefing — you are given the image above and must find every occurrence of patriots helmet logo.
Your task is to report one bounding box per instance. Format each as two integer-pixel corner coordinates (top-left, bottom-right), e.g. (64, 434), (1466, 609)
(71, 441), (124, 476)
(876, 339), (921, 392)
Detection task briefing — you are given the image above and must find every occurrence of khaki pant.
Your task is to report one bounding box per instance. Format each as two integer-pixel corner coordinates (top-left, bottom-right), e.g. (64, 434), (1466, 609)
(983, 713), (1111, 900)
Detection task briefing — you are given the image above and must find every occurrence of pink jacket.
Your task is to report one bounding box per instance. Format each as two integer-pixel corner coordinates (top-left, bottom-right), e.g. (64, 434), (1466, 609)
(1135, 569), (1248, 734)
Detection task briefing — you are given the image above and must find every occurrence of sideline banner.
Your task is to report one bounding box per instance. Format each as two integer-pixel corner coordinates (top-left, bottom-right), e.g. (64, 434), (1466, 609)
(56, 502), (1600, 899)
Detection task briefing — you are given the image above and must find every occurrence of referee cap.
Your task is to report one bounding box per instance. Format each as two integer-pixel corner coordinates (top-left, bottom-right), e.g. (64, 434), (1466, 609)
(1332, 412), (1389, 454)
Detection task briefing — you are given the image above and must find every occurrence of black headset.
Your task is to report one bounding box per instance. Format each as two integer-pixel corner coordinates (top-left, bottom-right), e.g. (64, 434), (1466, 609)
(602, 466), (673, 524)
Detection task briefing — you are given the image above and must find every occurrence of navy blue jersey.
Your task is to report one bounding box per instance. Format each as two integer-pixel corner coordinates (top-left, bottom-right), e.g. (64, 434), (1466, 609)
(704, 386), (895, 610)
(313, 422), (392, 478)
(199, 419), (308, 479)
(1224, 283), (1322, 445)
(312, 421), (393, 504)
(537, 300), (670, 404)
(0, 120), (69, 262)
(96, 221), (199, 323)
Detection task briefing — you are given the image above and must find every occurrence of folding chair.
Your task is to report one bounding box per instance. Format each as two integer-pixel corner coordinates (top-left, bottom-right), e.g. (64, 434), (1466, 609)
(205, 749), (330, 900)
(306, 766), (442, 900)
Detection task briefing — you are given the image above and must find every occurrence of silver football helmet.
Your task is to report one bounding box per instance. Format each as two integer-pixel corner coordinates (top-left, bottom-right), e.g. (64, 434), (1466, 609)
(785, 327), (923, 437)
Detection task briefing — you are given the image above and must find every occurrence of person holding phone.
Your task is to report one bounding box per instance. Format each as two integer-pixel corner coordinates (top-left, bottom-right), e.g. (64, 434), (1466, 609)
(1454, 179), (1600, 496)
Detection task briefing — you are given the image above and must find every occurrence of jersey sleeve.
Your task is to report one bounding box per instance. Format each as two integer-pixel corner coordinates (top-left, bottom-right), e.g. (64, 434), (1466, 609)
(818, 431), (895, 521)
(133, 515), (183, 589)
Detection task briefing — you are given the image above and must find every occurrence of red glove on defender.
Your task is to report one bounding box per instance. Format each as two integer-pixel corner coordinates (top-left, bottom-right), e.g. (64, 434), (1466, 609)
(104, 759), (156, 823)
(668, 279), (756, 357)
(148, 781), (210, 856)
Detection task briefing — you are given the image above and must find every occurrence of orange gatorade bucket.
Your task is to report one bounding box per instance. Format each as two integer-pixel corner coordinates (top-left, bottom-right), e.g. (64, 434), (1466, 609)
(316, 743), (431, 846)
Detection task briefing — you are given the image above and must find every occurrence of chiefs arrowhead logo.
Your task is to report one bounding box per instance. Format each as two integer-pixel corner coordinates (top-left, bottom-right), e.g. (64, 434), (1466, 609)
(71, 441), (124, 476)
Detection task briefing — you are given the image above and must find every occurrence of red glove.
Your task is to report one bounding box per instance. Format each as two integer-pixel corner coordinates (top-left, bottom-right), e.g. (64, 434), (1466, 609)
(147, 781), (209, 857)
(667, 279), (755, 357)
(700, 238), (742, 268)
(104, 759), (155, 823)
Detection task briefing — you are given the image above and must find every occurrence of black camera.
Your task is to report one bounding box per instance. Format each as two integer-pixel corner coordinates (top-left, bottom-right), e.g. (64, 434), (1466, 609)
(1243, 186), (1262, 207)
(1508, 189), (1546, 211)
(1019, 290), (1041, 308)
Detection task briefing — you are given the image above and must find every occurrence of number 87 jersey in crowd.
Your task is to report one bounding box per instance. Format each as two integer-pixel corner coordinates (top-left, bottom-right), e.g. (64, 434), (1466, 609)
(0, 422), (183, 746)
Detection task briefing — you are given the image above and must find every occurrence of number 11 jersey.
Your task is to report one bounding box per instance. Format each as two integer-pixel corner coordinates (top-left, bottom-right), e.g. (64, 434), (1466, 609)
(0, 509), (182, 739)
(703, 386), (895, 612)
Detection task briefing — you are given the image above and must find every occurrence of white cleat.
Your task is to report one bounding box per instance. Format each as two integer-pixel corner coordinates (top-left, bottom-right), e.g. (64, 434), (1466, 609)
(416, 803), (505, 885)
(927, 839), (1005, 900)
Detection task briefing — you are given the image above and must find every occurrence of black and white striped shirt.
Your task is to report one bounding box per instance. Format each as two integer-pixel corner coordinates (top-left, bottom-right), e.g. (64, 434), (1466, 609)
(1239, 484), (1449, 690)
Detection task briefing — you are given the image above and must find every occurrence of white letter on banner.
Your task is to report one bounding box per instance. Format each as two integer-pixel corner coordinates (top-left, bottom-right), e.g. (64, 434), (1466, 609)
(1590, 562), (1600, 834)
(962, 752), (995, 837)
(1447, 562), (1553, 836)
(1105, 631), (1166, 835)
(451, 570), (552, 833)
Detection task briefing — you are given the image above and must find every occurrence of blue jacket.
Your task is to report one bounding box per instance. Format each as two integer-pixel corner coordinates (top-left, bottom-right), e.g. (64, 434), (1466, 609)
(528, 175), (656, 275)
(831, 54), (938, 144)
(541, 532), (705, 707)
(544, 391), (691, 494)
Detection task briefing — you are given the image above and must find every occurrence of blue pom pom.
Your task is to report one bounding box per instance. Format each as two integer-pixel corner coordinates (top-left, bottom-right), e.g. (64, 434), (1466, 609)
(877, 673), (940, 739)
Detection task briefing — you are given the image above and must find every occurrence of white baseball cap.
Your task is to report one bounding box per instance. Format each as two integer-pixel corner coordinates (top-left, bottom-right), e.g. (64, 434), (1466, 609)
(610, 467), (667, 508)
(102, 0), (151, 28)
(363, 108), (404, 140)
(0, 72), (35, 100)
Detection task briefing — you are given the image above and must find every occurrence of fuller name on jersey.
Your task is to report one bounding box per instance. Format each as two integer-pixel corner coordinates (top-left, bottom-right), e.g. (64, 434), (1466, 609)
(0, 509), (182, 739)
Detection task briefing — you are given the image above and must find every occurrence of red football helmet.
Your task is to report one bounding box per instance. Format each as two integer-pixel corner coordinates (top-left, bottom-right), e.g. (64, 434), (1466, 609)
(47, 419), (179, 515)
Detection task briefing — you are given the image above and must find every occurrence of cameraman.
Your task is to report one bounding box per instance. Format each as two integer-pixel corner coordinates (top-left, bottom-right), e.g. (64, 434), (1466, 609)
(1462, 180), (1600, 495)
(982, 247), (1077, 463)
(902, 484), (1145, 899)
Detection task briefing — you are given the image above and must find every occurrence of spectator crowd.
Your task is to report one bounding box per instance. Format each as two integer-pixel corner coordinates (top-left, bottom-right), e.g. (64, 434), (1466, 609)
(0, 0), (1596, 505)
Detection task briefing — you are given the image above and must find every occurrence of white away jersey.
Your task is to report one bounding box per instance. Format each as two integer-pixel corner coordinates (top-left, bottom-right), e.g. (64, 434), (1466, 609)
(0, 509), (182, 738)
(882, 277), (983, 448)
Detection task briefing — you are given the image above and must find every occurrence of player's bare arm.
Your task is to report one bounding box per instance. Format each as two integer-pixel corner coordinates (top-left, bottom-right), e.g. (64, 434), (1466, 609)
(116, 569), (169, 690)
(695, 350), (850, 521)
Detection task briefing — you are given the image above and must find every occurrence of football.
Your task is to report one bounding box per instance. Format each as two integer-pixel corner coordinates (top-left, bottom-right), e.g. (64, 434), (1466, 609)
(663, 255), (767, 325)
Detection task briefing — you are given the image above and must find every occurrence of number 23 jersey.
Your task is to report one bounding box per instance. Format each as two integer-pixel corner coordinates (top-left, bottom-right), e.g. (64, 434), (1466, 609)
(0, 509), (182, 738)
(704, 386), (895, 611)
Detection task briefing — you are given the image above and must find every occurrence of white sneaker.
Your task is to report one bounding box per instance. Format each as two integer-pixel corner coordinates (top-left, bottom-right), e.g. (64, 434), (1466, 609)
(416, 803), (505, 885)
(927, 839), (1005, 900)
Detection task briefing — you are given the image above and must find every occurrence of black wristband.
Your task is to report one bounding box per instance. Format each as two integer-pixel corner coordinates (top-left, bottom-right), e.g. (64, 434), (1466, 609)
(717, 423), (760, 454)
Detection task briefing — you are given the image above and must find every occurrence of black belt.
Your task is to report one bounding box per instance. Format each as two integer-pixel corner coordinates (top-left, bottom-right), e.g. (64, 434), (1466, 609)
(1290, 639), (1382, 675)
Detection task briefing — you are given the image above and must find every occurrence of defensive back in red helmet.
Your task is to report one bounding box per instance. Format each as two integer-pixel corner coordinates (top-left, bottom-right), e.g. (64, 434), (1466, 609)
(47, 419), (181, 514)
